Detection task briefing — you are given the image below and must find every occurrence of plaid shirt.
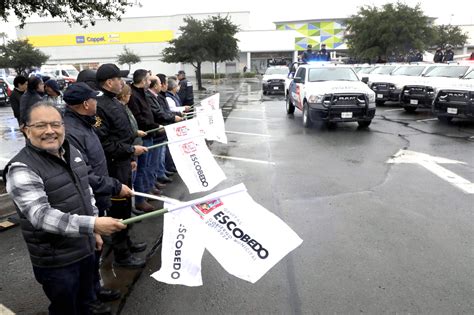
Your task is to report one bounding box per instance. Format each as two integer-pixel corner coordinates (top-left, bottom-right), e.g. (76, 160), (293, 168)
(6, 162), (98, 237)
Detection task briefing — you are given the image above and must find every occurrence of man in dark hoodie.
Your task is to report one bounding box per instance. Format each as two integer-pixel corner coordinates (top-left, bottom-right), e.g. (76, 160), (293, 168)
(63, 83), (135, 311)
(19, 76), (44, 128)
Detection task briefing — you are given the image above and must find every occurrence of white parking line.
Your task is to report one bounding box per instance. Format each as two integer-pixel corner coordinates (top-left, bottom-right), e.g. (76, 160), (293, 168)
(213, 155), (275, 165)
(384, 108), (404, 112)
(416, 118), (438, 122)
(225, 131), (270, 137)
(223, 117), (264, 121)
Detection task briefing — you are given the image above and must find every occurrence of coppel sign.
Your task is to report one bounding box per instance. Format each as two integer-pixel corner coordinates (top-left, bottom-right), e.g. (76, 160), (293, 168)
(76, 35), (106, 44)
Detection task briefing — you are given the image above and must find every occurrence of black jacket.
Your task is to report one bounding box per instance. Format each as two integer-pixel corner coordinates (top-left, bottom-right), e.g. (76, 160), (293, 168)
(145, 90), (175, 125)
(4, 141), (95, 268)
(433, 51), (444, 63)
(94, 88), (136, 165)
(63, 108), (122, 213)
(177, 79), (194, 105)
(10, 88), (24, 121)
(443, 49), (454, 62)
(127, 85), (160, 139)
(19, 90), (43, 126)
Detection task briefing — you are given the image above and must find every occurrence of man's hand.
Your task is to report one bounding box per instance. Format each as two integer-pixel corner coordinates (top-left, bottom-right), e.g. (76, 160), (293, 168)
(118, 184), (133, 198)
(94, 217), (126, 236)
(137, 130), (147, 137)
(184, 106), (192, 112)
(131, 161), (137, 171)
(175, 116), (183, 122)
(95, 233), (103, 251)
(133, 145), (148, 156)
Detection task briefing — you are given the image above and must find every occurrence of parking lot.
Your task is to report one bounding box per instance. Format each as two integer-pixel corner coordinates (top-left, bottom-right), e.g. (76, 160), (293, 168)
(1, 78), (473, 313)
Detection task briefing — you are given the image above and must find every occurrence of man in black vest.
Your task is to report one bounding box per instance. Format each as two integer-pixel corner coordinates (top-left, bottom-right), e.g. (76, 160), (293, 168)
(94, 64), (148, 269)
(4, 102), (126, 315)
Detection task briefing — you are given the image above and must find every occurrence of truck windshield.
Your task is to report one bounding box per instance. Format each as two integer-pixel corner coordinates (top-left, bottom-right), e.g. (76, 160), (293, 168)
(308, 68), (359, 82)
(371, 66), (397, 74)
(391, 66), (425, 76)
(265, 67), (289, 75)
(462, 70), (474, 80)
(425, 66), (469, 78)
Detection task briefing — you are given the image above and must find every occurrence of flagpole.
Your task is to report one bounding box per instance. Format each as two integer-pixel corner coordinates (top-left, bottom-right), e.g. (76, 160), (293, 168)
(146, 134), (203, 150)
(123, 184), (247, 224)
(145, 126), (164, 134)
(121, 208), (168, 225)
(133, 191), (181, 205)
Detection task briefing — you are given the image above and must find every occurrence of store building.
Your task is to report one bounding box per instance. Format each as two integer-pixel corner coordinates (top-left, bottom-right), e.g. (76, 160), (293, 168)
(15, 11), (474, 76)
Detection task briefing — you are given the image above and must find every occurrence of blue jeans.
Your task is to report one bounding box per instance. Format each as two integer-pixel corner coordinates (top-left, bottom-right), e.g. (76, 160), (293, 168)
(33, 254), (96, 315)
(134, 138), (153, 204)
(151, 138), (167, 180)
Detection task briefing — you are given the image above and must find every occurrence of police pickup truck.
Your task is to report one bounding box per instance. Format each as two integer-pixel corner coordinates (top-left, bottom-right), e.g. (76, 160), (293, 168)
(369, 64), (435, 105)
(432, 68), (474, 122)
(400, 64), (473, 112)
(286, 64), (376, 128)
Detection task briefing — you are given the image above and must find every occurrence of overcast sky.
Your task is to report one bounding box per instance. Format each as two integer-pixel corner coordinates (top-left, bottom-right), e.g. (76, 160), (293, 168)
(1, 0), (473, 39)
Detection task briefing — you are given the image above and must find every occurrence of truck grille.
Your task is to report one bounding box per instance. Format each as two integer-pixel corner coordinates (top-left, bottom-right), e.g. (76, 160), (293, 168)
(327, 94), (367, 106)
(437, 90), (470, 103)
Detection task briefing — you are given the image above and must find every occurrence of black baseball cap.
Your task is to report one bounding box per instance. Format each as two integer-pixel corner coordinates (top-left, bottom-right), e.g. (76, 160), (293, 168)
(96, 63), (129, 82)
(177, 70), (185, 75)
(63, 82), (103, 105)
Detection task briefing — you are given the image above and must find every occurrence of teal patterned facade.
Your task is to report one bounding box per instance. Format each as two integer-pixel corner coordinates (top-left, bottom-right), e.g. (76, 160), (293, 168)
(275, 21), (347, 50)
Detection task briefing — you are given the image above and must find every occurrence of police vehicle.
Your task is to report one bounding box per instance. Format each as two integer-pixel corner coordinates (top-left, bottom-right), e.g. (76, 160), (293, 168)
(369, 64), (436, 105)
(286, 63), (376, 128)
(262, 66), (289, 95)
(400, 64), (473, 112)
(432, 69), (474, 122)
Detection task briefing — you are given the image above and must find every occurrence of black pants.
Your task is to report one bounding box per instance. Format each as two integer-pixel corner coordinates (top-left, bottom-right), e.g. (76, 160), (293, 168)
(33, 254), (96, 315)
(107, 159), (133, 260)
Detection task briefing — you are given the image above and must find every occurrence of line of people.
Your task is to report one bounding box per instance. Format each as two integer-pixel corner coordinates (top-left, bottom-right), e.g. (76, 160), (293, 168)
(4, 64), (194, 315)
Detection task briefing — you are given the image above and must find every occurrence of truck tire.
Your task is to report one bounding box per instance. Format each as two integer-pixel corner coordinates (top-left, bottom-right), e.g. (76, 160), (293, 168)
(437, 116), (453, 123)
(286, 93), (295, 114)
(302, 101), (312, 128)
(403, 106), (417, 113)
(358, 120), (372, 128)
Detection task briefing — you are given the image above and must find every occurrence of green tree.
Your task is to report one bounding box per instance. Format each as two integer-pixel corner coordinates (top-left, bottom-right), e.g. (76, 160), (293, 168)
(432, 25), (468, 49)
(117, 47), (141, 71)
(162, 17), (209, 90)
(161, 15), (240, 90)
(0, 32), (7, 46)
(205, 15), (239, 78)
(1, 1), (134, 27)
(346, 2), (435, 61)
(0, 39), (49, 74)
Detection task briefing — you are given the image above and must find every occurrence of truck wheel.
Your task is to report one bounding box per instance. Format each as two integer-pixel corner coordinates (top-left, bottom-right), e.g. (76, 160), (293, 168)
(376, 100), (385, 106)
(263, 90), (267, 95)
(403, 106), (417, 113)
(286, 93), (295, 114)
(358, 120), (372, 128)
(302, 102), (312, 128)
(437, 116), (453, 123)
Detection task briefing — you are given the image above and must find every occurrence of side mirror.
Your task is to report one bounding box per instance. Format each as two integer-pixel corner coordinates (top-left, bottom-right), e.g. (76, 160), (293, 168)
(361, 77), (369, 84)
(293, 77), (302, 83)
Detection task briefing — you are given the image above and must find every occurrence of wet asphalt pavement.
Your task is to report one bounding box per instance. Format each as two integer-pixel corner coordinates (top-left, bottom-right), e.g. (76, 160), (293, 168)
(1, 78), (474, 314)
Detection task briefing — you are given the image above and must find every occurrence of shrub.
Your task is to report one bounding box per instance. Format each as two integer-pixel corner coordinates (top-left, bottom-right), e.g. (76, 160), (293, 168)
(243, 72), (257, 78)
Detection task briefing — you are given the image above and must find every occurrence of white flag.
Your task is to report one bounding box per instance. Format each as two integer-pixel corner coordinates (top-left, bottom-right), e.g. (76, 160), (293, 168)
(165, 120), (226, 194)
(196, 109), (227, 144)
(152, 184), (303, 286)
(151, 202), (205, 286)
(195, 184), (303, 283)
(200, 93), (220, 111)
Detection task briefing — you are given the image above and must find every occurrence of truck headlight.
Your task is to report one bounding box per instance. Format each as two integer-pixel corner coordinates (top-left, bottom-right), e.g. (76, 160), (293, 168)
(308, 94), (325, 103)
(366, 93), (375, 103)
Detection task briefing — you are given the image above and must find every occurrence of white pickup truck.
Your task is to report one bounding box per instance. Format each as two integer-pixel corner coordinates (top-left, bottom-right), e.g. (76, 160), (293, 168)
(432, 67), (474, 122)
(369, 64), (436, 105)
(400, 64), (474, 112)
(285, 64), (376, 128)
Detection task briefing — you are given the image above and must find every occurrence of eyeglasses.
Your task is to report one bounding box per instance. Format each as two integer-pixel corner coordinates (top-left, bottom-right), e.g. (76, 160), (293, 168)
(26, 121), (64, 130)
